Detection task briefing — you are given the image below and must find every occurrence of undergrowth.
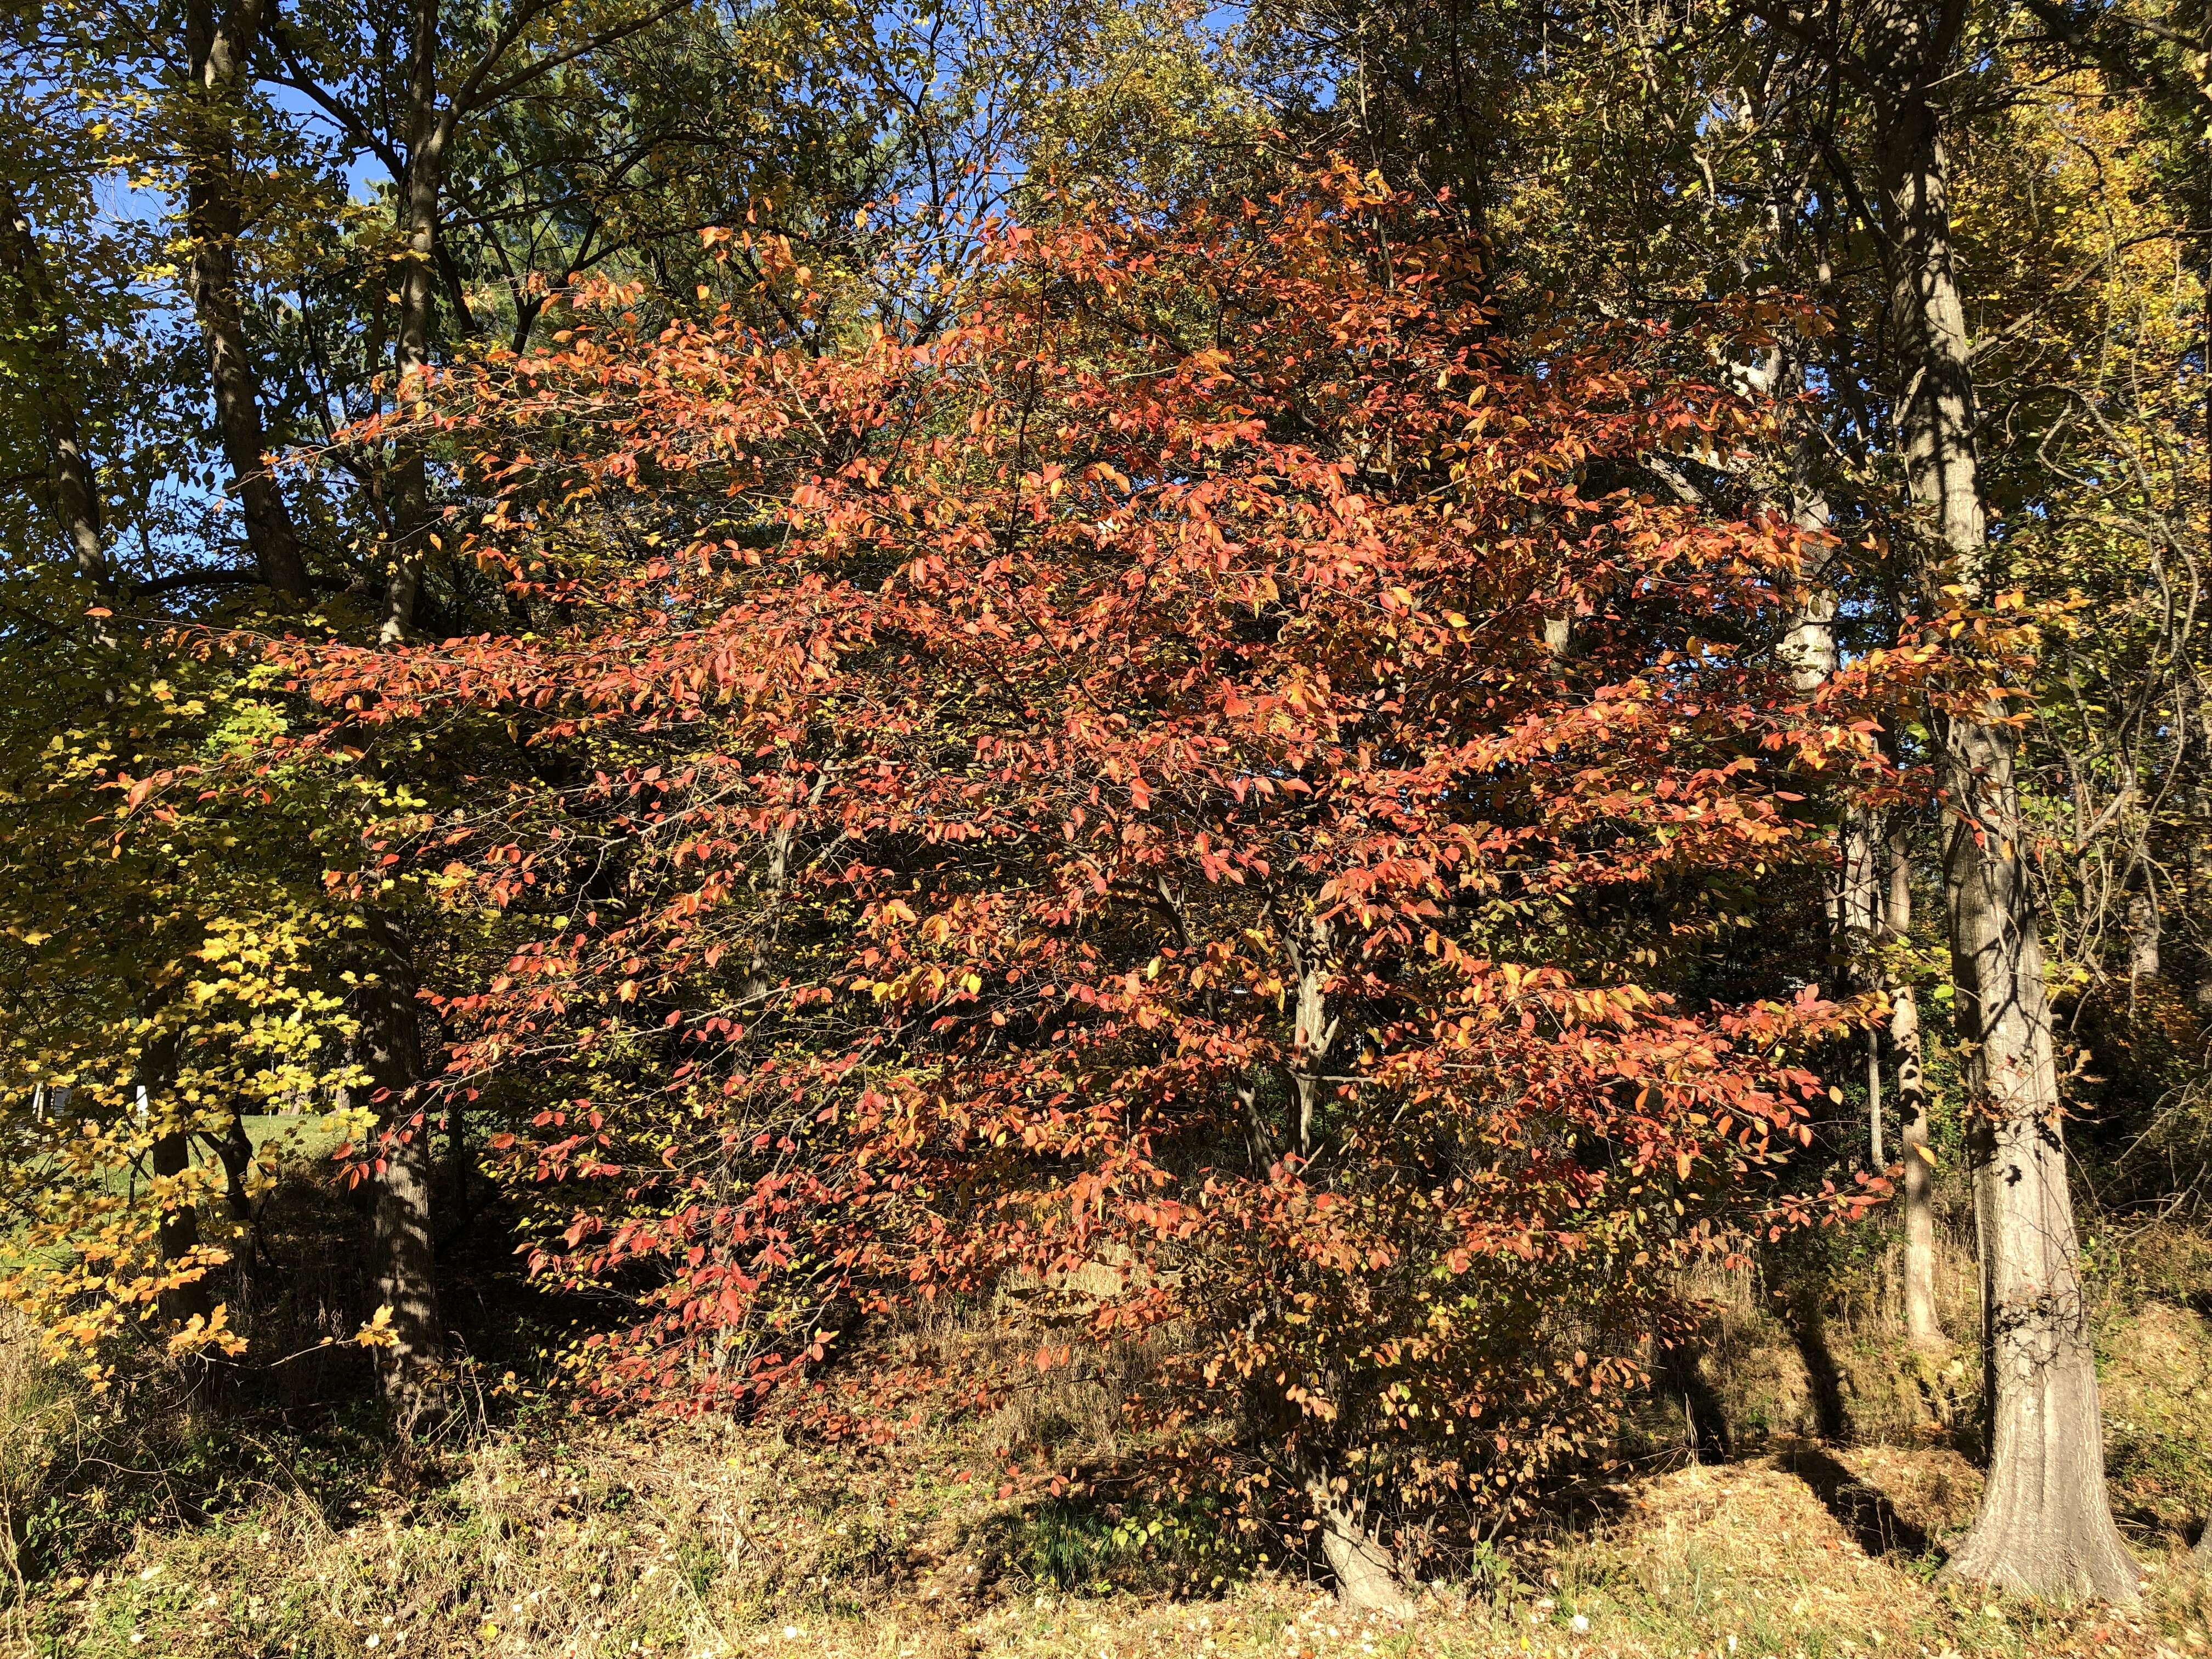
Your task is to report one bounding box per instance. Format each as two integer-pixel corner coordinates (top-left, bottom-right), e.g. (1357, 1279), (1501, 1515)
(5, 1207), (2212, 1658)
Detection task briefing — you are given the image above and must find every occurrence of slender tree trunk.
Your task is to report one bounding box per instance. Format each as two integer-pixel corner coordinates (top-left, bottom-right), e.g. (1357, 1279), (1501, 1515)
(1286, 913), (1337, 1160)
(356, 906), (444, 1425)
(1886, 821), (1941, 1346)
(348, 0), (455, 1419)
(381, 0), (455, 645)
(0, 181), (111, 587)
(211, 1110), (257, 1226)
(1774, 416), (1893, 1188)
(1865, 1029), (1883, 1166)
(181, 0), (311, 600)
(1282, 916), (1402, 1612)
(1869, 36), (2137, 1599)
(1839, 807), (1883, 1157)
(1779, 530), (1838, 695)
(149, 1128), (217, 1329)
(1851, 813), (1883, 1178)
(2125, 884), (2159, 984)
(140, 1035), (216, 1330)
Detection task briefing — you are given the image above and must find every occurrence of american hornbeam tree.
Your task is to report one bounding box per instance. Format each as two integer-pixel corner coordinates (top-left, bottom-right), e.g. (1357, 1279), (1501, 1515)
(256, 177), (1934, 1604)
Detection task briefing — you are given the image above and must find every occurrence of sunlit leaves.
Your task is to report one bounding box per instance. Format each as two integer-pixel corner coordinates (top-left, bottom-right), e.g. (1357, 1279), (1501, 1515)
(266, 174), (1920, 1541)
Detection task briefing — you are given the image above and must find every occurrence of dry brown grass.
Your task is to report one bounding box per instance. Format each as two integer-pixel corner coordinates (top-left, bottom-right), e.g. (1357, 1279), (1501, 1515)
(9, 1204), (2212, 1659)
(0, 1311), (47, 1616)
(7, 1413), (2209, 1659)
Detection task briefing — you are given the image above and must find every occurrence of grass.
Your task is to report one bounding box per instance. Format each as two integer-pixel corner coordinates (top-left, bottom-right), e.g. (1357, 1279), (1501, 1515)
(4, 1410), (2208, 1659)
(5, 1214), (2212, 1658)
(1, 1114), (345, 1222)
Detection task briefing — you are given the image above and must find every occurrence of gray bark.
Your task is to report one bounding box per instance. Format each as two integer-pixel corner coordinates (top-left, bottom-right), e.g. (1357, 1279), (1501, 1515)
(1304, 1465), (1414, 1616)
(1884, 822), (1940, 1346)
(182, 0), (312, 600)
(1865, 1028), (1883, 1168)
(1779, 539), (1838, 696)
(1840, 809), (1883, 1163)
(2125, 888), (2159, 984)
(1864, 4), (2136, 1600)
(1285, 913), (1337, 1160)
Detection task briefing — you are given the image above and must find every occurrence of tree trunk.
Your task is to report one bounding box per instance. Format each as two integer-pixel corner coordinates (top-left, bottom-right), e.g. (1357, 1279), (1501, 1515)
(2125, 885), (2159, 984)
(1893, 981), (1938, 1342)
(1779, 533), (1838, 694)
(0, 180), (111, 587)
(181, 0), (311, 600)
(356, 906), (444, 1425)
(1286, 913), (1337, 1160)
(140, 1036), (216, 1330)
(1869, 35), (2136, 1600)
(380, 0), (455, 645)
(1934, 712), (2135, 1598)
(1865, 1029), (1883, 1167)
(1885, 821), (1941, 1346)
(356, 4), (454, 1408)
(1303, 1465), (1414, 1616)
(1839, 808), (1882, 1161)
(1774, 427), (1891, 1188)
(211, 1110), (257, 1225)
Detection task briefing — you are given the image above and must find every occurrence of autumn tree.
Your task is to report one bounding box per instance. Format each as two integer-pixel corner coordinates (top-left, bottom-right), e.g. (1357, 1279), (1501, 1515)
(5, 0), (2202, 1604)
(255, 177), (1926, 1603)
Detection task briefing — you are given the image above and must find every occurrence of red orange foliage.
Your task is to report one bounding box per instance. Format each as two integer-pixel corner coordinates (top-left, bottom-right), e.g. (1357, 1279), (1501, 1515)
(277, 176), (1912, 1545)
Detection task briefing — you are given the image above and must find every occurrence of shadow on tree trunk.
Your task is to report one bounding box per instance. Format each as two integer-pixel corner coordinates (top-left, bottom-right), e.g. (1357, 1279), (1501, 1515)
(1780, 1289), (1850, 1445)
(1657, 1340), (1734, 1465)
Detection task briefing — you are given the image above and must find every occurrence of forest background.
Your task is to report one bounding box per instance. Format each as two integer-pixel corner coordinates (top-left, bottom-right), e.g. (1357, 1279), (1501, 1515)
(0, 0), (2208, 1652)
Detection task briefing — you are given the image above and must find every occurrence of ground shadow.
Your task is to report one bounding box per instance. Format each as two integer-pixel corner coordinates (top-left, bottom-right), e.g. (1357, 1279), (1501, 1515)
(1778, 1446), (1932, 1561)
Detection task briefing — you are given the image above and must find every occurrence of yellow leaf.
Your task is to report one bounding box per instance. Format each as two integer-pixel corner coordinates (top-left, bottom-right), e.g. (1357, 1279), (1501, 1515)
(354, 1306), (400, 1349)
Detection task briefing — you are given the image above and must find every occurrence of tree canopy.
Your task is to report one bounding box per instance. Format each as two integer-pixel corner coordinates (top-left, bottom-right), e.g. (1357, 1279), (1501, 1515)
(1, 0), (2204, 1612)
